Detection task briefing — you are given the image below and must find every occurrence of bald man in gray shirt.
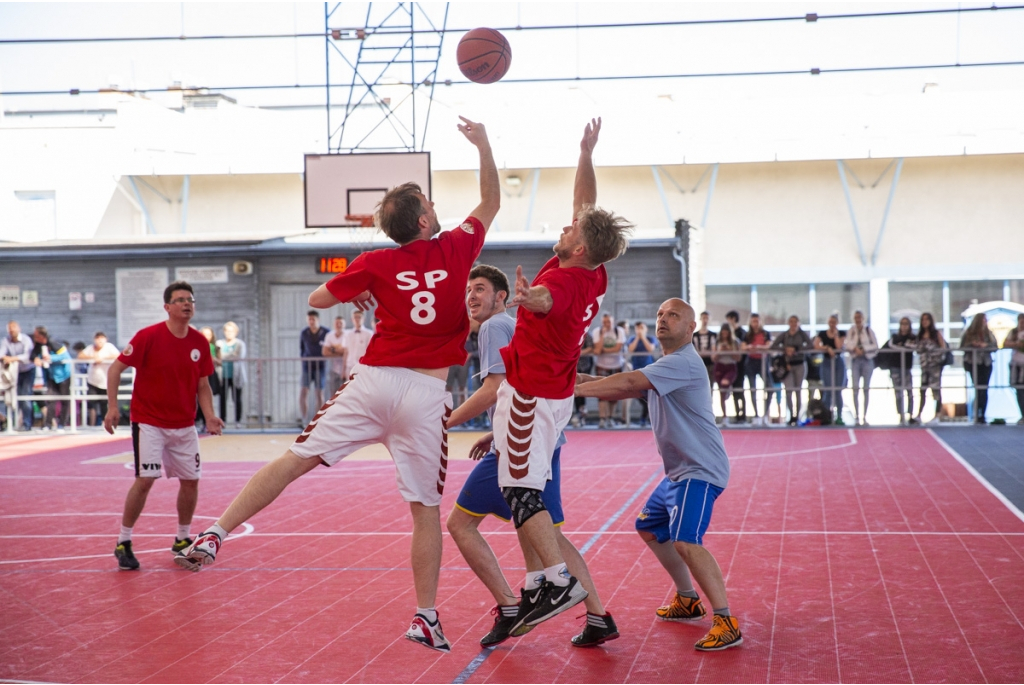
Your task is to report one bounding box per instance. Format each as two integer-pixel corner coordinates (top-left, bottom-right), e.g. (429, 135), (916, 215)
(575, 298), (742, 652)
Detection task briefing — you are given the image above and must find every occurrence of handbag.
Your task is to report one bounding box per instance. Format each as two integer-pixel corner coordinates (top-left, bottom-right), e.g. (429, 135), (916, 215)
(769, 355), (789, 383)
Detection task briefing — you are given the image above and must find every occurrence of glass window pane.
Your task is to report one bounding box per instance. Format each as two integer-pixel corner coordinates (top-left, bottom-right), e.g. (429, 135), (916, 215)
(705, 286), (750, 327)
(889, 281), (942, 324)
(1009, 279), (1024, 305)
(949, 280), (1007, 320)
(815, 283), (869, 325)
(757, 285), (809, 326)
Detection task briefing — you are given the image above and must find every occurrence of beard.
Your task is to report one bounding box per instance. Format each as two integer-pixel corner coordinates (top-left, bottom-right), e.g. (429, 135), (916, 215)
(429, 216), (442, 236)
(554, 238), (574, 261)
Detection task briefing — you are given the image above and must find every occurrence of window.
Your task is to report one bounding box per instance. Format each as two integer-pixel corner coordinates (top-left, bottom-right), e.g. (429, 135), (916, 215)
(949, 280), (1007, 320)
(1009, 279), (1024, 305)
(705, 285), (750, 326)
(889, 281), (942, 325)
(815, 283), (869, 325)
(757, 285), (809, 326)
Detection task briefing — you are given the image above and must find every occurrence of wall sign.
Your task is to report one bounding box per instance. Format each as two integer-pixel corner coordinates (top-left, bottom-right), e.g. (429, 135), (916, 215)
(21, 290), (39, 307)
(0, 286), (20, 309)
(175, 266), (229, 284)
(116, 268), (169, 347)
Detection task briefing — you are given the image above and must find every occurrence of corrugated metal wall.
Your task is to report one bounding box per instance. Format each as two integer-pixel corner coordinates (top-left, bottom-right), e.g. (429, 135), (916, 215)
(0, 244), (679, 358)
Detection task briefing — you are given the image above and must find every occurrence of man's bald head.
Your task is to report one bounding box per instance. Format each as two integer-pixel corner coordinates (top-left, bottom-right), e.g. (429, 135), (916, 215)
(655, 298), (697, 353)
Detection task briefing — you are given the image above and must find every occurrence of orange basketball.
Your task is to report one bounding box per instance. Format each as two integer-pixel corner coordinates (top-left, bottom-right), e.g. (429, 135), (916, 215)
(457, 28), (511, 84)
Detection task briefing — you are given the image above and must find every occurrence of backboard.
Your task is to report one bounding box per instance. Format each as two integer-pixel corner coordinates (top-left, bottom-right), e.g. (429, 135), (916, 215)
(304, 152), (431, 228)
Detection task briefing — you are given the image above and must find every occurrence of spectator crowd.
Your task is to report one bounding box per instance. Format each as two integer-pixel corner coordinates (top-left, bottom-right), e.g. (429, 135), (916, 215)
(4, 306), (1023, 432)
(1, 319), (251, 432)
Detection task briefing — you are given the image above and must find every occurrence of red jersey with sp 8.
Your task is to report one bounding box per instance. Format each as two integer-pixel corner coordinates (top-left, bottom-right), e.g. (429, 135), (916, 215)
(501, 256), (608, 399)
(325, 216), (486, 368)
(118, 323), (215, 429)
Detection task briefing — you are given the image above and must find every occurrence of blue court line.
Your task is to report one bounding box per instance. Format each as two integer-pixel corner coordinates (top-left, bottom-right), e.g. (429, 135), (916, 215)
(452, 468), (663, 685)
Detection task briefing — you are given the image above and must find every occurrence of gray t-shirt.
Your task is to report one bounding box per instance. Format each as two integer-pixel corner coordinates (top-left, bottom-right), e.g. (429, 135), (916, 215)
(639, 342), (730, 488)
(479, 312), (566, 449)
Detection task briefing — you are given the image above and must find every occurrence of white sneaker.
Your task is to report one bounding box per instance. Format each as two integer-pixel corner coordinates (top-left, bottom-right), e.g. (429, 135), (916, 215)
(927, 416), (941, 426)
(405, 612), (451, 653)
(174, 530), (222, 572)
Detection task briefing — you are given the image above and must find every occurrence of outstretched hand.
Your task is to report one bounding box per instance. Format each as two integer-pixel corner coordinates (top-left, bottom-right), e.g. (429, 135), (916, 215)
(580, 117), (602, 153)
(457, 116), (490, 147)
(509, 265), (531, 307)
(469, 432), (493, 461)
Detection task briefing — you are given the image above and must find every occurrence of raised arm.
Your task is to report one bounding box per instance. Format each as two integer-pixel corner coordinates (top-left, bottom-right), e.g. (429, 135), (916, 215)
(457, 116), (499, 231)
(573, 117), (601, 217)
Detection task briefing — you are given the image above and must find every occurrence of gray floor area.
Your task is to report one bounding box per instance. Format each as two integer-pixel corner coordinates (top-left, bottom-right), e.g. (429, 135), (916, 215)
(933, 426), (1024, 514)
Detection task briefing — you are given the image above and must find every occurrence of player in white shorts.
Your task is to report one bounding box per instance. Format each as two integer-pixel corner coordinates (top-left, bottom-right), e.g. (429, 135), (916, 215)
(103, 280), (223, 571)
(495, 119), (633, 637)
(176, 116), (499, 654)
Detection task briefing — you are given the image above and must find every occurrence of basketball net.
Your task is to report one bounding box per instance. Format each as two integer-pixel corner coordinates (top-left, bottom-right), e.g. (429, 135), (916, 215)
(345, 214), (376, 252)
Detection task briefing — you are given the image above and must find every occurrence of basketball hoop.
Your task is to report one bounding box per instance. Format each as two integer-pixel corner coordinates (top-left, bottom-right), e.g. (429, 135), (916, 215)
(345, 214), (377, 252)
(345, 214), (375, 228)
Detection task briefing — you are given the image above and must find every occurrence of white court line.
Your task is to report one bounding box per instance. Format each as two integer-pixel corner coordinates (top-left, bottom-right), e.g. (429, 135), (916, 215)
(0, 514), (253, 565)
(729, 427), (857, 460)
(928, 428), (1024, 525)
(5, 530), (1021, 539)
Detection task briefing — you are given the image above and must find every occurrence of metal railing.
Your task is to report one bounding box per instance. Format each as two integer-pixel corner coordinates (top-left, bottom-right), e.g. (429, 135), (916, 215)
(4, 349), (1022, 433)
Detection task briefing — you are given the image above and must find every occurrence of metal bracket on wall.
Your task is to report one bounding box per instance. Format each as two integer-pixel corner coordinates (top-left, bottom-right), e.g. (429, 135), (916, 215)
(836, 159), (904, 267)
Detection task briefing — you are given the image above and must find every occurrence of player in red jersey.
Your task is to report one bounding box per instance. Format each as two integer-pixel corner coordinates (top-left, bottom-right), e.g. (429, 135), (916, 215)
(103, 280), (224, 571)
(176, 117), (499, 654)
(495, 118), (634, 635)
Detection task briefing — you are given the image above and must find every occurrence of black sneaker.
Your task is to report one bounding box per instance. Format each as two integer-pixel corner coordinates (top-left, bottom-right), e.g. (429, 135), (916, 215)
(114, 540), (140, 571)
(509, 587), (543, 637)
(480, 605), (521, 647)
(170, 537), (193, 553)
(572, 612), (620, 648)
(522, 576), (589, 628)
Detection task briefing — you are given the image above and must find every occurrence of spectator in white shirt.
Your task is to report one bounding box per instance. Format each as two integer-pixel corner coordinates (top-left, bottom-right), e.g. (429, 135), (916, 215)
(323, 316), (348, 397)
(842, 310), (878, 426)
(342, 310), (374, 378)
(77, 331), (120, 426)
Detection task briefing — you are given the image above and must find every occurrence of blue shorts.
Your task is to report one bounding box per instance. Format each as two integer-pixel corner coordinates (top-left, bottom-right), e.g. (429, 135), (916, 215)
(301, 363), (325, 389)
(455, 448), (564, 525)
(635, 477), (723, 545)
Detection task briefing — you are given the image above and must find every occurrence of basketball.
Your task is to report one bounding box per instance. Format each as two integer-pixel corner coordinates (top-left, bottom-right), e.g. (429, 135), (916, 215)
(457, 28), (511, 84)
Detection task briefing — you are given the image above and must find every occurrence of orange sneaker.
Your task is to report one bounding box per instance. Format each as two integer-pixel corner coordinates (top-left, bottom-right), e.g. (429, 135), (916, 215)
(656, 592), (706, 622)
(695, 614), (743, 651)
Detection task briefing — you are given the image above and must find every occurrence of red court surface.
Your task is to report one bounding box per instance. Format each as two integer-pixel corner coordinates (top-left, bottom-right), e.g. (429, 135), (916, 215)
(2, 428), (1024, 683)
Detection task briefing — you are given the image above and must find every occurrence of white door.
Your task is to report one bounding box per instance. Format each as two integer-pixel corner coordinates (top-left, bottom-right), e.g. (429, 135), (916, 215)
(269, 285), (349, 427)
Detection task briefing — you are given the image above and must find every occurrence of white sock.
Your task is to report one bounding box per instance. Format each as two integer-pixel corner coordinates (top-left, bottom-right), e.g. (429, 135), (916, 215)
(176, 524), (191, 541)
(118, 525), (132, 543)
(524, 570), (546, 591)
(206, 523), (228, 540)
(417, 607), (438, 623)
(544, 563), (569, 587)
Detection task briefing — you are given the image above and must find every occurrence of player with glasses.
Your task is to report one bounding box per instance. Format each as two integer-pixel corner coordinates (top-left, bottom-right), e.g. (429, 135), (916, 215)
(103, 280), (223, 571)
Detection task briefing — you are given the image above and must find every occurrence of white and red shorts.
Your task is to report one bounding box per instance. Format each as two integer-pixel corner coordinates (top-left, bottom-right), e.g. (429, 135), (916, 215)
(493, 381), (574, 492)
(290, 365), (452, 507)
(132, 422), (201, 480)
